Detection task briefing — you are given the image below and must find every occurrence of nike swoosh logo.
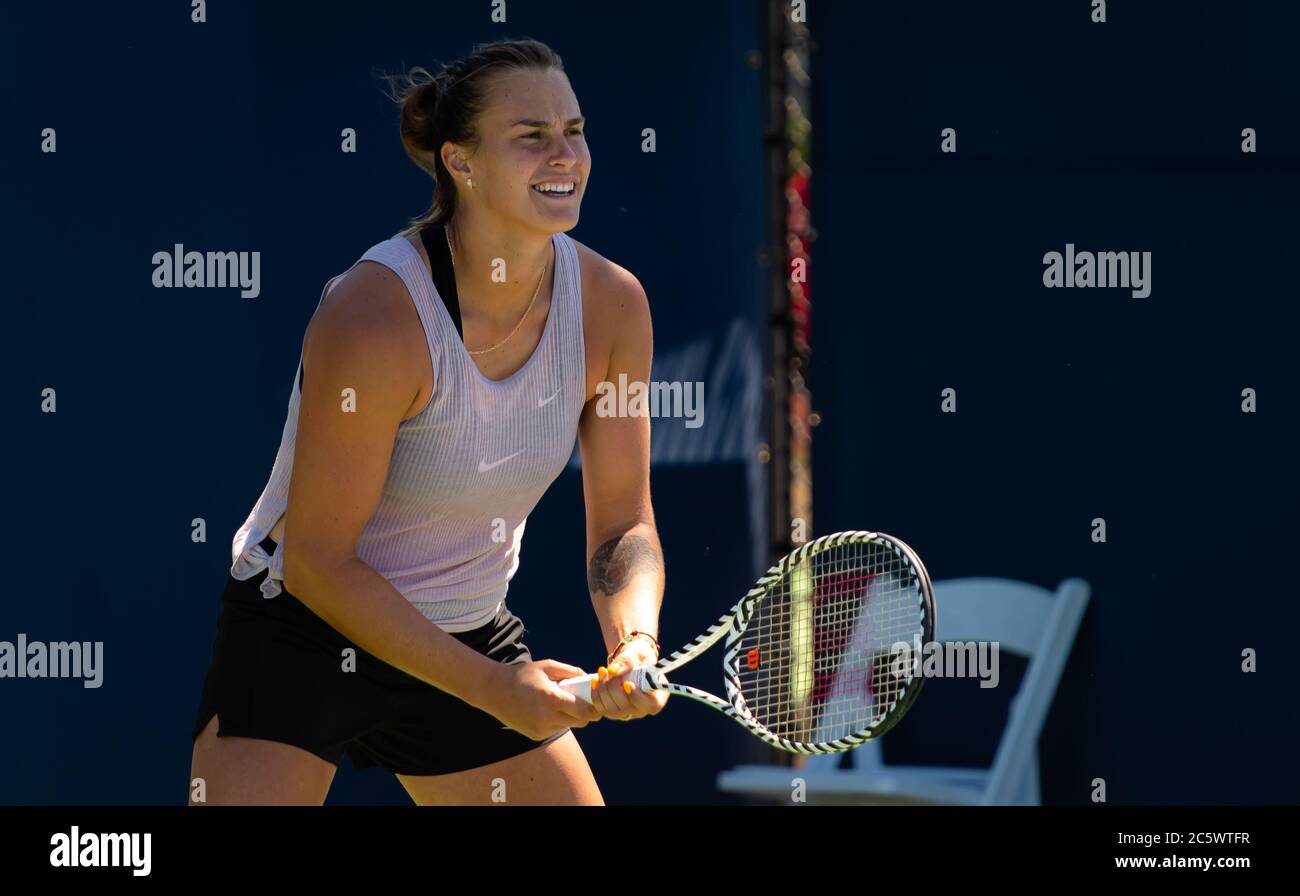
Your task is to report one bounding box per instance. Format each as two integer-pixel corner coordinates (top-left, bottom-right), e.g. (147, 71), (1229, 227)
(478, 450), (524, 473)
(538, 388), (561, 407)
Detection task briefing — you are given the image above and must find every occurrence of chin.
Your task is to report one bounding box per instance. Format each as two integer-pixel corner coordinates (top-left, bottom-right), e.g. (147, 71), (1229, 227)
(531, 208), (581, 233)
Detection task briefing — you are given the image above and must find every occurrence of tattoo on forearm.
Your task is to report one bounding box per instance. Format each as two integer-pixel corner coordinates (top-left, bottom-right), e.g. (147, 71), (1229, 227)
(588, 534), (661, 596)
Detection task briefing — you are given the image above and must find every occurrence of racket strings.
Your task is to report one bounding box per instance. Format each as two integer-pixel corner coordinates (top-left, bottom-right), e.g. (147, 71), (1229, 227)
(736, 539), (926, 746)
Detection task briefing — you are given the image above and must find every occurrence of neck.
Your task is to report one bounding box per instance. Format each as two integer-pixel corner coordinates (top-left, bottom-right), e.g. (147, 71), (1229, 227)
(445, 210), (554, 320)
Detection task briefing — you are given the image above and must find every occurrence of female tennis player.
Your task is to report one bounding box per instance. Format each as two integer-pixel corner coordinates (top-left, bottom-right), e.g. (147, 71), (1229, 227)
(189, 38), (667, 805)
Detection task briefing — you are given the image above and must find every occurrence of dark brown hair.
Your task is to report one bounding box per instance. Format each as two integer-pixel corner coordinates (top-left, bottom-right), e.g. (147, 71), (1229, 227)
(381, 38), (566, 236)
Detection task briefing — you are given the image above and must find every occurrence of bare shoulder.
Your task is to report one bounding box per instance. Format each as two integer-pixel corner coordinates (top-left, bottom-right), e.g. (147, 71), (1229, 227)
(302, 258), (430, 417)
(570, 237), (653, 395)
(311, 259), (415, 335)
(571, 238), (650, 321)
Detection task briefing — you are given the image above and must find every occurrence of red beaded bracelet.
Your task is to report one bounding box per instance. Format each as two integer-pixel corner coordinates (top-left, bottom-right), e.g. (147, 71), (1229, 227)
(607, 630), (660, 666)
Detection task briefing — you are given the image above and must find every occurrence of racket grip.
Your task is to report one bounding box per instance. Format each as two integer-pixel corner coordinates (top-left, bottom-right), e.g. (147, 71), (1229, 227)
(557, 666), (653, 703)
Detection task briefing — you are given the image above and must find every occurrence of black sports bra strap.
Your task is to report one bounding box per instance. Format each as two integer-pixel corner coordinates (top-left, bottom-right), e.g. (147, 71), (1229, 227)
(419, 224), (464, 339)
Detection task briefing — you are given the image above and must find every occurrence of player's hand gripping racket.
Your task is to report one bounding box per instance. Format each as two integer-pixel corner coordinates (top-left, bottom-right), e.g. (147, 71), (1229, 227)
(558, 530), (936, 754)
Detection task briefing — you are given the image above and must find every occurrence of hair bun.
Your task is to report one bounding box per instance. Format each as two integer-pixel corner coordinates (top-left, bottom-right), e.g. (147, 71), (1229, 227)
(429, 65), (462, 110)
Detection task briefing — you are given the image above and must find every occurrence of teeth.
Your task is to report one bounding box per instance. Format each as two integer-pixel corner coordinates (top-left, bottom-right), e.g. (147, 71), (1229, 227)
(533, 183), (574, 194)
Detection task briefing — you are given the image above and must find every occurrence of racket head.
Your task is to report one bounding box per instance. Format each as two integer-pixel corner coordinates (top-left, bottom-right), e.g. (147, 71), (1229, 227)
(722, 530), (936, 754)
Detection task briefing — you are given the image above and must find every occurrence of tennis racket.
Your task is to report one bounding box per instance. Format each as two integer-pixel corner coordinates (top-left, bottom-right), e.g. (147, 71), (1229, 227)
(558, 530), (936, 754)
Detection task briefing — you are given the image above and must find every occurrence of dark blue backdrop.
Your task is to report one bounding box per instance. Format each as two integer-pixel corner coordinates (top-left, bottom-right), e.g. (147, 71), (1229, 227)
(809, 1), (1300, 804)
(3, 0), (1297, 805)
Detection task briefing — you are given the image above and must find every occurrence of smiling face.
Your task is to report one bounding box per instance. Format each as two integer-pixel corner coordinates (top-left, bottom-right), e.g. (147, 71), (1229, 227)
(447, 66), (590, 236)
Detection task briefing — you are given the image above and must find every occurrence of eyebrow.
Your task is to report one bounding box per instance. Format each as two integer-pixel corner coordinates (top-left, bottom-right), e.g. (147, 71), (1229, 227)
(510, 116), (586, 129)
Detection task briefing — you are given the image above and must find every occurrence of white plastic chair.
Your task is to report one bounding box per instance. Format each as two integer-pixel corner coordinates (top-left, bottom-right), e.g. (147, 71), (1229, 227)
(716, 577), (1090, 805)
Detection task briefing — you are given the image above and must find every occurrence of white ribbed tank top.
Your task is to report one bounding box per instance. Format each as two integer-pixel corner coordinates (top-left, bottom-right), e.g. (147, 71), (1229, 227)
(230, 230), (585, 631)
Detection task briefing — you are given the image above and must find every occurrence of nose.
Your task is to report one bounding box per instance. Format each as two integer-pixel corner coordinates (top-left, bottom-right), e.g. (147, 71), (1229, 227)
(548, 135), (580, 166)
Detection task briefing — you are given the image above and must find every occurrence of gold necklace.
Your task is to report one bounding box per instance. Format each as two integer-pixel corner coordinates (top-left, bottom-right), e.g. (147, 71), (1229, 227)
(445, 224), (548, 356)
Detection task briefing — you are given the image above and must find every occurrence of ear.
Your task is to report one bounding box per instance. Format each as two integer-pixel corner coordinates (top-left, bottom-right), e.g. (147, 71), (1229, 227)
(440, 142), (472, 181)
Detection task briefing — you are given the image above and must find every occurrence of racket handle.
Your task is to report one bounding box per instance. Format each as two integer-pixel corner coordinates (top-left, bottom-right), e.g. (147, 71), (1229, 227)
(557, 666), (653, 704)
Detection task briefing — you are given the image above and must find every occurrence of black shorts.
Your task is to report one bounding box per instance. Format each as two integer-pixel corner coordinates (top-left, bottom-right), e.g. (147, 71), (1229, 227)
(191, 536), (566, 776)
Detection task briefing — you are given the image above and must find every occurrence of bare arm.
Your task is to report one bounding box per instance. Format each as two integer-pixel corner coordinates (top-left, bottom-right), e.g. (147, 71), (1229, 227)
(279, 263), (509, 712)
(578, 266), (666, 712)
